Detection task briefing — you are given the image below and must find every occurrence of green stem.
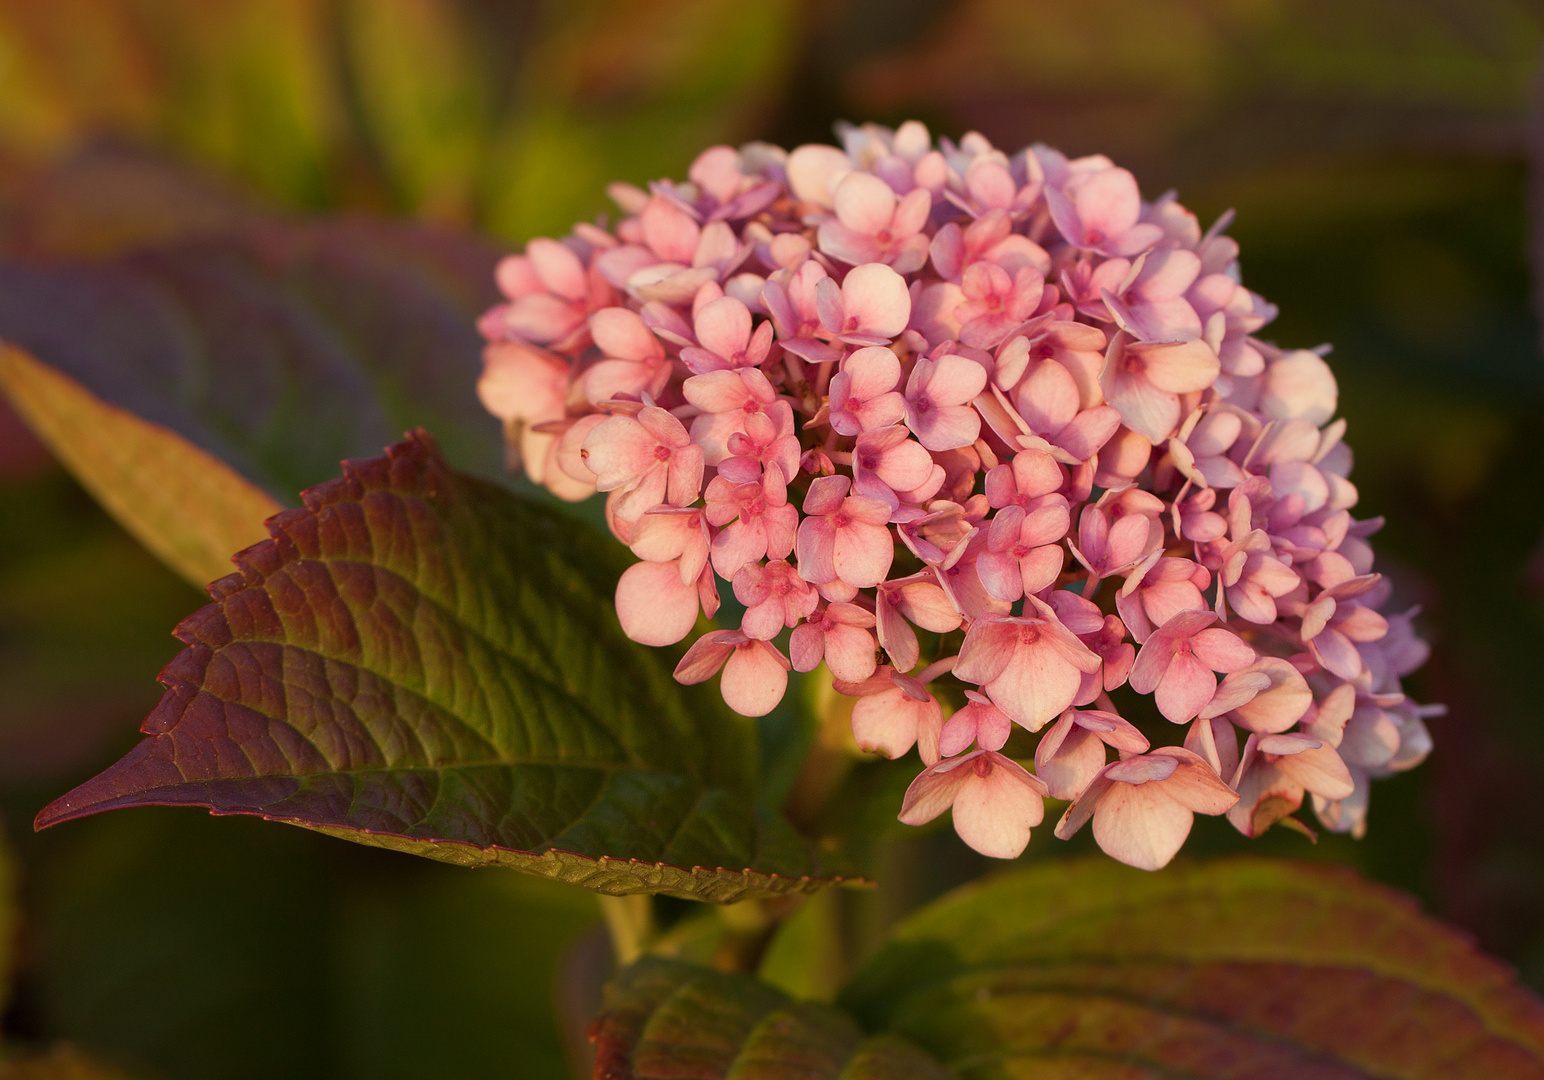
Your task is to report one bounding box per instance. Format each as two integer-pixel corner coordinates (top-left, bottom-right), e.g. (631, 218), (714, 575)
(597, 893), (653, 966)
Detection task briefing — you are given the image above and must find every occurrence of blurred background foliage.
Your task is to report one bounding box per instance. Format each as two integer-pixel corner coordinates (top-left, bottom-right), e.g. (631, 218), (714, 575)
(0, 1), (1542, 1077)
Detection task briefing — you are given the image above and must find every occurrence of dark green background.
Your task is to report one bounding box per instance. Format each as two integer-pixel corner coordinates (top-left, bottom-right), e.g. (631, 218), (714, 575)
(1, 1), (1541, 1076)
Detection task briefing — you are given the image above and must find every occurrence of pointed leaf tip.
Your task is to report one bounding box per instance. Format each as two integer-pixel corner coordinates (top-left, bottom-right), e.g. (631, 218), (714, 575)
(35, 432), (850, 902)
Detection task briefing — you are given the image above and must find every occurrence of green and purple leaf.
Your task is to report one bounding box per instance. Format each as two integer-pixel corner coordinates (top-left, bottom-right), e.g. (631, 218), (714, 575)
(594, 858), (1544, 1078)
(589, 958), (947, 1080)
(842, 857), (1544, 1079)
(35, 432), (846, 903)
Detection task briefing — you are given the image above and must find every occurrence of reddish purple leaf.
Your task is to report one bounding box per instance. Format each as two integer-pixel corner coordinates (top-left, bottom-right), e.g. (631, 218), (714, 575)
(36, 432), (845, 902)
(0, 186), (505, 500)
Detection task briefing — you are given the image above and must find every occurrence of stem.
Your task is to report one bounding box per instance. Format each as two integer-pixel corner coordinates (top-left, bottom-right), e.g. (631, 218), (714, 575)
(597, 893), (653, 966)
(813, 359), (835, 400)
(713, 896), (801, 973)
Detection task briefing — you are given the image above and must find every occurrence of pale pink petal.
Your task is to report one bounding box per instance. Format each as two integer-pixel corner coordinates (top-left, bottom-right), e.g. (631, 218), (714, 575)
(526, 238), (588, 300)
(1035, 717), (1107, 801)
(1081, 710), (1151, 754)
(665, 444), (704, 506)
(1105, 368), (1181, 445)
(681, 370), (750, 414)
(674, 631), (738, 684)
(842, 262), (911, 337)
(1133, 339), (1221, 395)
(1057, 406), (1122, 461)
(1197, 669), (1271, 721)
(818, 222), (882, 267)
(495, 254), (540, 298)
(985, 638), (1085, 732)
(977, 551), (1024, 604)
(926, 354), (990, 407)
(692, 220), (740, 269)
(894, 187), (932, 236)
(834, 170), (897, 233)
(616, 559), (701, 646)
(844, 346), (904, 397)
(852, 688), (921, 758)
(1092, 783), (1194, 871)
(1190, 628), (1257, 672)
(1019, 545), (1065, 594)
(803, 473), (850, 515)
(590, 306), (662, 361)
(1155, 652), (1217, 723)
(1278, 744), (1356, 800)
(695, 295), (753, 359)
(952, 755), (1046, 859)
(581, 416), (658, 491)
(720, 641), (790, 717)
(824, 622), (878, 682)
(897, 757), (973, 826)
(582, 358), (664, 404)
(953, 616), (1020, 685)
(1105, 754), (1180, 784)
(1105, 513), (1151, 567)
(789, 624), (824, 673)
(1224, 657), (1312, 733)
(795, 516), (838, 583)
(909, 403), (982, 452)
(786, 144), (850, 208)
(1016, 359), (1081, 434)
(689, 145), (741, 201)
(1156, 748), (1240, 814)
(832, 519), (895, 588)
(641, 198), (700, 263)
(1128, 609), (1215, 693)
(1071, 167), (1142, 241)
(478, 342), (568, 424)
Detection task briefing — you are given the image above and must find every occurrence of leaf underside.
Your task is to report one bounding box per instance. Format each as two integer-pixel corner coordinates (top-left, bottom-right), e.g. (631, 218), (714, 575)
(35, 431), (847, 902)
(591, 859), (1544, 1079)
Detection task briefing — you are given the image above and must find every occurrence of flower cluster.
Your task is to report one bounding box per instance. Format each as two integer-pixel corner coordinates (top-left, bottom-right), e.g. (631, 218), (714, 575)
(476, 122), (1437, 870)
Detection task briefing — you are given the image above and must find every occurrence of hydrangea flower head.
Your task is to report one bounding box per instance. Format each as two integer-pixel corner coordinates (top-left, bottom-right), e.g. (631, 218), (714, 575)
(476, 125), (1437, 870)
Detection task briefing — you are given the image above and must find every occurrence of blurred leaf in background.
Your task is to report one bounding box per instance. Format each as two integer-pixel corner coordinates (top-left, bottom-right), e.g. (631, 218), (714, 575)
(1, 1), (1543, 1076)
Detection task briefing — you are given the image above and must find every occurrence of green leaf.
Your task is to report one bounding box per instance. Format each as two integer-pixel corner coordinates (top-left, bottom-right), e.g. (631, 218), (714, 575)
(841, 857), (1544, 1079)
(0, 346), (282, 589)
(34, 431), (847, 903)
(589, 957), (948, 1080)
(574, 859), (1544, 1078)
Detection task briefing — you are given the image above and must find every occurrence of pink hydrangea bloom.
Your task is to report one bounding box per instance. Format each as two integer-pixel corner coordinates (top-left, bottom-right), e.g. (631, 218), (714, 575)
(818, 171), (932, 273)
(899, 749), (1047, 859)
(1128, 610), (1257, 723)
(477, 120), (1436, 870)
(1055, 746), (1239, 869)
(839, 666), (945, 763)
(905, 353), (989, 451)
(790, 602), (877, 682)
(827, 346), (907, 436)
